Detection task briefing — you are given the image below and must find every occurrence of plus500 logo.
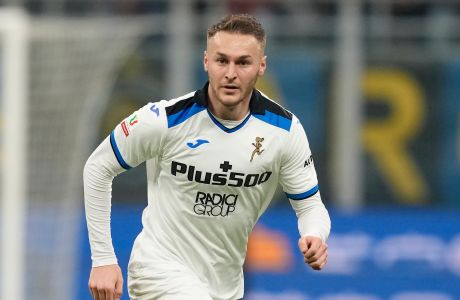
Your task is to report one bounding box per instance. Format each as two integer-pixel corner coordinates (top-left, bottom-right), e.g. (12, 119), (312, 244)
(171, 161), (272, 187)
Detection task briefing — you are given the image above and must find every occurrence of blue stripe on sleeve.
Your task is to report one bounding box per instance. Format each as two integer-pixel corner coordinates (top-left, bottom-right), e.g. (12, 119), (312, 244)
(285, 184), (319, 200)
(110, 131), (132, 170)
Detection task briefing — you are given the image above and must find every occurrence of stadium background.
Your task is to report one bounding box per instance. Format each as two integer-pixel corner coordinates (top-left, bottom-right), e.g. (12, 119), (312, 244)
(1, 0), (460, 299)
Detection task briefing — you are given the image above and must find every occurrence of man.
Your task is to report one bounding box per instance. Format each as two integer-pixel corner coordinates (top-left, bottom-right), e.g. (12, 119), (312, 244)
(84, 14), (331, 300)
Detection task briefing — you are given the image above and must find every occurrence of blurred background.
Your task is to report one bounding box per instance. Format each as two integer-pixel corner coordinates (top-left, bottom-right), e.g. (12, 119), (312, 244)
(1, 0), (460, 299)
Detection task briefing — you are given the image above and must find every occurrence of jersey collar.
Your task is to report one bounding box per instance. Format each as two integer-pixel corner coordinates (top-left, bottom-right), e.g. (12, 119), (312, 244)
(193, 82), (265, 115)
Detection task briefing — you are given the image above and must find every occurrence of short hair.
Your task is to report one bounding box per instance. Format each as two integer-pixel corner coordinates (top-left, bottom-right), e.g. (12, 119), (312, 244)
(207, 14), (266, 50)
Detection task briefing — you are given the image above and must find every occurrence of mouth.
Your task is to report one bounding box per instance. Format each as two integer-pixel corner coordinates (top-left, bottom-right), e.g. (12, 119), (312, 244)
(222, 85), (239, 92)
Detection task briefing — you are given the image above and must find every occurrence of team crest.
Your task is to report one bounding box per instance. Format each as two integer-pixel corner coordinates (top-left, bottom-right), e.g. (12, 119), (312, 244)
(250, 137), (264, 162)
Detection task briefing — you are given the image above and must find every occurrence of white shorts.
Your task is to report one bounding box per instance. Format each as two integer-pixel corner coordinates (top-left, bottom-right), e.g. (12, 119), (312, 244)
(127, 264), (213, 300)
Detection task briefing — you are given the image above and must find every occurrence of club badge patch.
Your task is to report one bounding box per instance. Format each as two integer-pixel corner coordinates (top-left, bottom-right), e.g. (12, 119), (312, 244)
(251, 137), (264, 162)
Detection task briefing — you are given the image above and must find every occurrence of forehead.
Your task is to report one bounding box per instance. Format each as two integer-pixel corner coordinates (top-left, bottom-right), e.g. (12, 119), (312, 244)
(207, 32), (263, 56)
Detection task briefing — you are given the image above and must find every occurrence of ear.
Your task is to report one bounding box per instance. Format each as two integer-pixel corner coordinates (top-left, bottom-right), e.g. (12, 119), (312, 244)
(203, 50), (208, 72)
(258, 55), (267, 77)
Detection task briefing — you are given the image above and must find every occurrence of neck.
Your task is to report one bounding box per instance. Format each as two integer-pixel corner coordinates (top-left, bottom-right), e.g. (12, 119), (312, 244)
(207, 86), (251, 121)
(207, 102), (249, 121)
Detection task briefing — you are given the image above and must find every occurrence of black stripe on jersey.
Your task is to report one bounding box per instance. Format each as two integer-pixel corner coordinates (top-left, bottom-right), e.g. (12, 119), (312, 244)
(175, 82), (292, 121)
(165, 95), (196, 117)
(252, 90), (293, 120)
(164, 82), (292, 126)
(165, 90), (208, 128)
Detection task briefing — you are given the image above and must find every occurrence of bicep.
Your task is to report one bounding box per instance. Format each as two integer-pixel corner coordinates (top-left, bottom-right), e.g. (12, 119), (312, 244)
(279, 117), (319, 199)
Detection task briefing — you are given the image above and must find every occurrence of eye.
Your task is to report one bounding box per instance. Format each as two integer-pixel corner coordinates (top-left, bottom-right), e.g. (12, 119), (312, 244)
(216, 58), (227, 64)
(237, 60), (250, 66)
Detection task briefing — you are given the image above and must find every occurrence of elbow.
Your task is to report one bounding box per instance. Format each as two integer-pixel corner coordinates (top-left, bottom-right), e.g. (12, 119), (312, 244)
(83, 154), (110, 189)
(83, 155), (96, 182)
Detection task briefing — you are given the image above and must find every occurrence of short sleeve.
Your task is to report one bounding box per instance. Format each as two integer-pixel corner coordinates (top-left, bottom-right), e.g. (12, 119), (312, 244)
(279, 115), (319, 200)
(109, 101), (167, 170)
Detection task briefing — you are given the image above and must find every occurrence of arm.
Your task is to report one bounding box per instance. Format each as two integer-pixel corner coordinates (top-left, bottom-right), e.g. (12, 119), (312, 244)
(83, 102), (166, 300)
(83, 137), (125, 300)
(279, 116), (331, 270)
(289, 192), (330, 270)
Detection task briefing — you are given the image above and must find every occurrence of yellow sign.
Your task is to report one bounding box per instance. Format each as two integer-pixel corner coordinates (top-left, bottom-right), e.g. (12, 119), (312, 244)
(363, 68), (428, 204)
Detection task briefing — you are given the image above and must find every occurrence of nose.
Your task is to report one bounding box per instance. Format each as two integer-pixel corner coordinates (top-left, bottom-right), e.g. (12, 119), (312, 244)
(225, 63), (237, 81)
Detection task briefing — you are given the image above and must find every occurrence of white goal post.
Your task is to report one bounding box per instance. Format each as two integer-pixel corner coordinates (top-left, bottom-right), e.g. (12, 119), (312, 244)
(0, 7), (29, 300)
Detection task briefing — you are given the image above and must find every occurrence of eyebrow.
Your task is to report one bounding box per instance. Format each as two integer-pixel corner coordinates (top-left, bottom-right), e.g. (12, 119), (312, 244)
(216, 52), (252, 60)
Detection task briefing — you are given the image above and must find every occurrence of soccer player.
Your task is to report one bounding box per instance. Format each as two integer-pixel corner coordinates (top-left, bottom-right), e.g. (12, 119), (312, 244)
(84, 13), (331, 300)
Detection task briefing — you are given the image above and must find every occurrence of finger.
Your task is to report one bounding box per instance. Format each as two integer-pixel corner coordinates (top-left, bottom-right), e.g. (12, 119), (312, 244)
(298, 238), (308, 253)
(309, 251), (328, 270)
(90, 287), (100, 300)
(304, 239), (322, 259)
(304, 243), (327, 263)
(306, 243), (328, 263)
(299, 236), (319, 253)
(89, 281), (95, 299)
(318, 255), (328, 269)
(114, 276), (123, 299)
(312, 255), (327, 270)
(97, 288), (106, 300)
(106, 285), (115, 300)
(90, 288), (97, 300)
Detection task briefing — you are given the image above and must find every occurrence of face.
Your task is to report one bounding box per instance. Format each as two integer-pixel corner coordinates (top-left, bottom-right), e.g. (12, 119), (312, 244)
(204, 32), (266, 114)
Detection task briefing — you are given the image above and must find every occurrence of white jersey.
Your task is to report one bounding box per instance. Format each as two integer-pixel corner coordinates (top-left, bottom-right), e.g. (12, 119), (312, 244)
(84, 83), (330, 300)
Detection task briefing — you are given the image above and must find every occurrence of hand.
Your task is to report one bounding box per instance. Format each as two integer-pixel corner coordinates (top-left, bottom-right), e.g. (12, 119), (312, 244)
(88, 264), (123, 300)
(298, 235), (328, 270)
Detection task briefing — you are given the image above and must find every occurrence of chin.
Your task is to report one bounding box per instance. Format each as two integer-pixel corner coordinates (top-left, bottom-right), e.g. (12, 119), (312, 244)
(218, 94), (241, 106)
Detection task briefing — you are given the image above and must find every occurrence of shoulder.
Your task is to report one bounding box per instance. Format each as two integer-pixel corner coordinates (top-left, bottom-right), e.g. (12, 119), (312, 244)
(141, 91), (196, 117)
(255, 90), (293, 120)
(251, 90), (294, 132)
(163, 91), (198, 116)
(160, 90), (207, 128)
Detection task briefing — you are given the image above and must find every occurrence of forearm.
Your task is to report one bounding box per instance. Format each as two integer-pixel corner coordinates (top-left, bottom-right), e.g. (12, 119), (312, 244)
(289, 192), (331, 242)
(83, 137), (124, 267)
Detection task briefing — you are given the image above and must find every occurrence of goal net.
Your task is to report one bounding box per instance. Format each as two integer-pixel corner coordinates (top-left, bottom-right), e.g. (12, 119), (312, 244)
(1, 9), (151, 300)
